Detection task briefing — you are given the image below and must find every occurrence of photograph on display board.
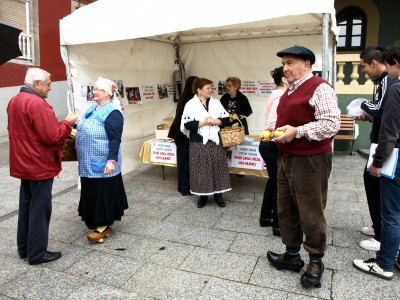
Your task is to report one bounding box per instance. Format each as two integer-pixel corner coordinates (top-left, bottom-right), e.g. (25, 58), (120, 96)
(81, 84), (95, 103)
(126, 87), (141, 104)
(218, 80), (226, 95)
(157, 84), (168, 99)
(111, 79), (124, 98)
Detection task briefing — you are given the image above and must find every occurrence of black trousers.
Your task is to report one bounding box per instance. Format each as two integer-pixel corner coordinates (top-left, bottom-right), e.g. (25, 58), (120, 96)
(363, 165), (381, 241)
(175, 139), (190, 194)
(17, 178), (53, 262)
(259, 141), (279, 228)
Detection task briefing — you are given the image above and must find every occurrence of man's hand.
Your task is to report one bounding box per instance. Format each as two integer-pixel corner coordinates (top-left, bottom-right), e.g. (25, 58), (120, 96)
(368, 164), (381, 177)
(65, 113), (79, 126)
(274, 125), (297, 143)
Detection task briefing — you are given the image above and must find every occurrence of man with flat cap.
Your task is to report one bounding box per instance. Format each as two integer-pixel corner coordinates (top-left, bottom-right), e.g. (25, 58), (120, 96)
(266, 45), (340, 288)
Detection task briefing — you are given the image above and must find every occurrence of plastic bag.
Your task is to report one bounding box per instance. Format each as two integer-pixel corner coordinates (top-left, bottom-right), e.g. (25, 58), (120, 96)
(346, 98), (368, 117)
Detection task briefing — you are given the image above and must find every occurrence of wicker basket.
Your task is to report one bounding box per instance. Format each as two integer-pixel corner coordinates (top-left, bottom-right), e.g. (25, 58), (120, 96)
(59, 135), (77, 161)
(219, 119), (245, 148)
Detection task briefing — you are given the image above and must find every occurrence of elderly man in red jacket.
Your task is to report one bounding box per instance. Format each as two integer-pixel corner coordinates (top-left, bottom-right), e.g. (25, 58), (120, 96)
(266, 46), (340, 288)
(7, 68), (77, 265)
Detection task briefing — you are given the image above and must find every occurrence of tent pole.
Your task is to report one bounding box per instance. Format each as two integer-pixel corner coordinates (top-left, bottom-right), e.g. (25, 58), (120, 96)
(61, 45), (75, 113)
(322, 13), (329, 81)
(332, 36), (337, 89)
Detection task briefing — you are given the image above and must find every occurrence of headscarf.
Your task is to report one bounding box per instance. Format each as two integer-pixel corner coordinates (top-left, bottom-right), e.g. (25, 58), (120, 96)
(94, 77), (123, 112)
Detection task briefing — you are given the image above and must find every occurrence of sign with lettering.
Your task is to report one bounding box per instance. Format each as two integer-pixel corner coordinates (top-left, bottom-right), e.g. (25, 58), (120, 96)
(150, 142), (177, 164)
(240, 80), (258, 95)
(230, 145), (264, 170)
(256, 81), (275, 97)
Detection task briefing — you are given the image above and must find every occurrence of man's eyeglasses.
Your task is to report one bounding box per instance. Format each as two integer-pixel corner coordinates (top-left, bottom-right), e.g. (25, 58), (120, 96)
(38, 80), (52, 87)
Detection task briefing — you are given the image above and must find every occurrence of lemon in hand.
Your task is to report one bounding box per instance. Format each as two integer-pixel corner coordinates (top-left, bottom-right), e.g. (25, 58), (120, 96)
(274, 130), (285, 138)
(261, 130), (271, 139)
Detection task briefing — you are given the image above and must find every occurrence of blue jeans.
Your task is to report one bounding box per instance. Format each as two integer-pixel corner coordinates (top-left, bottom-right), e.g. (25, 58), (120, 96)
(377, 160), (400, 271)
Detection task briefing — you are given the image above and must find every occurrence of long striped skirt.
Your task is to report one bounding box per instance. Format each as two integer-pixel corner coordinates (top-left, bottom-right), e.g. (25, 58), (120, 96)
(189, 141), (231, 196)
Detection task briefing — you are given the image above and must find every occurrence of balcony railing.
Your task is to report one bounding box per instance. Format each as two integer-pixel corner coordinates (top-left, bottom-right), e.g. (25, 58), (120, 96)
(336, 53), (373, 94)
(17, 33), (32, 62)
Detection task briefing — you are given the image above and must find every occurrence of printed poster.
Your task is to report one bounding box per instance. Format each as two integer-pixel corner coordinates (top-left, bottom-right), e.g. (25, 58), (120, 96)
(240, 80), (258, 95)
(230, 145), (264, 170)
(257, 81), (276, 97)
(150, 142), (177, 164)
(142, 85), (156, 102)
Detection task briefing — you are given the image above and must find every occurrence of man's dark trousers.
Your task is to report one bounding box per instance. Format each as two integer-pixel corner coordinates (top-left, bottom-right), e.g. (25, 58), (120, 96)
(17, 178), (54, 262)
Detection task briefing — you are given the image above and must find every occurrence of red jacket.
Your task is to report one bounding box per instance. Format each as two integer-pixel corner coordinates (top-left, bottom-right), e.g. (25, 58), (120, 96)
(7, 88), (72, 180)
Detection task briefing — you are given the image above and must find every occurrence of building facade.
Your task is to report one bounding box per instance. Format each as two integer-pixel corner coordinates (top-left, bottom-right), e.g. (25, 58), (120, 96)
(0, 0), (95, 135)
(0, 0), (398, 153)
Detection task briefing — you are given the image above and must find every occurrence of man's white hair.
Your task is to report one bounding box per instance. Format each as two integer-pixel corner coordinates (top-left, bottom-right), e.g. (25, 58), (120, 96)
(24, 68), (51, 86)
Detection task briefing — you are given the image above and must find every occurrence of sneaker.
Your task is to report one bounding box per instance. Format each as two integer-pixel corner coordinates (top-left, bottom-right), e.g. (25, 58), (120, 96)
(359, 238), (380, 251)
(353, 258), (393, 280)
(361, 226), (375, 236)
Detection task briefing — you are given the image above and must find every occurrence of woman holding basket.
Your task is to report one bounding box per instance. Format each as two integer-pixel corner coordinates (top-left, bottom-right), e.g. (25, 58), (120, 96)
(181, 78), (231, 208)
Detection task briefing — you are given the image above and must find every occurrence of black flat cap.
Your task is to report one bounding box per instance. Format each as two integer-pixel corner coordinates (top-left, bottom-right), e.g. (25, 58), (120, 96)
(276, 45), (315, 65)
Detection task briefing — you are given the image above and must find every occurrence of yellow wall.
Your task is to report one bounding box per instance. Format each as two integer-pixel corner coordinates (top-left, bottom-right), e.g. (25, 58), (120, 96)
(335, 0), (379, 49)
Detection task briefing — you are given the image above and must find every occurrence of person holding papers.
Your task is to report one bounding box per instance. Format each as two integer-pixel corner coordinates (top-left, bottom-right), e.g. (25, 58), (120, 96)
(355, 45), (395, 252)
(353, 40), (400, 280)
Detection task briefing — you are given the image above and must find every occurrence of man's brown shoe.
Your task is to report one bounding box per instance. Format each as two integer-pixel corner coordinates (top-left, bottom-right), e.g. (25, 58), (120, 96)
(87, 227), (111, 243)
(301, 262), (324, 288)
(267, 251), (304, 272)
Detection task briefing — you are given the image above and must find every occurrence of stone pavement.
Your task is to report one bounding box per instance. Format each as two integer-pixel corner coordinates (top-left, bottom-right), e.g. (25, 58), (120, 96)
(0, 137), (399, 300)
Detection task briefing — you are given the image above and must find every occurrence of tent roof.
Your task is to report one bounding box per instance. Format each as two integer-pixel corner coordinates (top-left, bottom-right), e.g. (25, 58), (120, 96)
(60, 0), (337, 46)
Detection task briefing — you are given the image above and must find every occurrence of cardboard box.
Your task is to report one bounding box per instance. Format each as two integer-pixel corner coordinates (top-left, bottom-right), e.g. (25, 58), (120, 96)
(155, 117), (174, 139)
(155, 124), (170, 139)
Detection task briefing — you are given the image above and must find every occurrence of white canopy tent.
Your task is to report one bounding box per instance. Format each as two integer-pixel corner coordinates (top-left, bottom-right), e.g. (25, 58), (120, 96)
(60, 0), (338, 174)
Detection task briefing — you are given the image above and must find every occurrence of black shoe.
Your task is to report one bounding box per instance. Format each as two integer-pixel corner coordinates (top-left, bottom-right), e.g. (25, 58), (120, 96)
(214, 194), (226, 207)
(301, 262), (324, 288)
(272, 227), (281, 237)
(28, 251), (62, 265)
(181, 191), (192, 196)
(267, 251), (304, 272)
(197, 196), (208, 208)
(260, 218), (273, 227)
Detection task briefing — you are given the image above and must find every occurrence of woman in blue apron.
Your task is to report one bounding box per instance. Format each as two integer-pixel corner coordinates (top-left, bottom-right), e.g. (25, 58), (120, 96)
(76, 77), (128, 243)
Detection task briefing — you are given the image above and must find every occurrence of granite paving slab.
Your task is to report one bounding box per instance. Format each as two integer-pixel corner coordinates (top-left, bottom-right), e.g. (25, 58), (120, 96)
(1, 267), (85, 300)
(179, 247), (258, 282)
(122, 263), (209, 299)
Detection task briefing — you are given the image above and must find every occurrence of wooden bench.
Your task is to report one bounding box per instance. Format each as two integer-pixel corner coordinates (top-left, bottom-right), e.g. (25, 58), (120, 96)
(334, 115), (357, 155)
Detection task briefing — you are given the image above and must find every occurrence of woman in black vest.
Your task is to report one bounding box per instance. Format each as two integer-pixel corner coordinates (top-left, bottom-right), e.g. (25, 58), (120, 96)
(220, 77), (253, 135)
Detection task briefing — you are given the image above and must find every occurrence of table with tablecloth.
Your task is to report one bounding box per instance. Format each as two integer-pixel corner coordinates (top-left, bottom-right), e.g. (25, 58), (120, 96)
(139, 136), (268, 179)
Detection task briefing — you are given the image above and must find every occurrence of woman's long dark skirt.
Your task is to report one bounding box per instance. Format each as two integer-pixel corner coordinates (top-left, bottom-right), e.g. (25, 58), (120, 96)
(189, 141), (231, 196)
(78, 173), (128, 227)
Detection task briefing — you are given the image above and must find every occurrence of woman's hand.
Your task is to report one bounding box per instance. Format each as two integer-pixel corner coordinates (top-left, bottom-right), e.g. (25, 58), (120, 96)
(104, 161), (115, 174)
